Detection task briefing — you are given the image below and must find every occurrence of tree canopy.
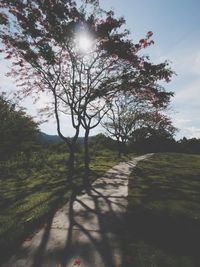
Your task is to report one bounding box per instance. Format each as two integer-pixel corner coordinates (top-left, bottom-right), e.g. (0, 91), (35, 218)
(0, 93), (39, 160)
(0, 0), (175, 171)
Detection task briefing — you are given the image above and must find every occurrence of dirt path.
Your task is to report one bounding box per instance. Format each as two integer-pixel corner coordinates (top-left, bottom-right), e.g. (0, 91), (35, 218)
(2, 154), (152, 267)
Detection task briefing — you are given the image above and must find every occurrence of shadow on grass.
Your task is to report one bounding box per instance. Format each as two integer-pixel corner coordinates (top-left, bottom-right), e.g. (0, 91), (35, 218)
(0, 188), (68, 265)
(125, 208), (200, 267)
(125, 153), (200, 267)
(0, 151), (135, 266)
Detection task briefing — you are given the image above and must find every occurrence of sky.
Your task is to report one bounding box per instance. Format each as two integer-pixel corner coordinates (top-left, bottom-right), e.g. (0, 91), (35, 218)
(1, 0), (200, 139)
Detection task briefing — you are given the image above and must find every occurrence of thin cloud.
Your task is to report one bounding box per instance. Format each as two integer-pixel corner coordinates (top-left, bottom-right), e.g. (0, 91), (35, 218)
(186, 126), (200, 138)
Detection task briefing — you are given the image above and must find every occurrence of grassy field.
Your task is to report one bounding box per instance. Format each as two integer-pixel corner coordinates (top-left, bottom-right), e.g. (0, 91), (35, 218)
(126, 153), (200, 267)
(0, 148), (129, 264)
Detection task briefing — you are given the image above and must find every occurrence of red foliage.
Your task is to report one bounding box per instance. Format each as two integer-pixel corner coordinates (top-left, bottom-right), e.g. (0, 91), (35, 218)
(4, 54), (12, 59)
(73, 259), (81, 265)
(0, 0), (174, 137)
(147, 31), (153, 37)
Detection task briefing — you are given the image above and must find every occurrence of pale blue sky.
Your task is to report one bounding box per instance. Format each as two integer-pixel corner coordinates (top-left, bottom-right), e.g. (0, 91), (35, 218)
(100, 0), (200, 139)
(1, 0), (200, 139)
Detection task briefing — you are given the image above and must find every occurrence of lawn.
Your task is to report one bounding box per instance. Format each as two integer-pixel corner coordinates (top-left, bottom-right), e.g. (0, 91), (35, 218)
(126, 153), (200, 267)
(0, 148), (129, 264)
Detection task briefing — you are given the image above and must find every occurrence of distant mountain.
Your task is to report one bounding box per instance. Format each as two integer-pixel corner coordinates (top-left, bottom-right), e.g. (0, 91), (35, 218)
(38, 132), (62, 142)
(38, 132), (86, 144)
(38, 132), (106, 144)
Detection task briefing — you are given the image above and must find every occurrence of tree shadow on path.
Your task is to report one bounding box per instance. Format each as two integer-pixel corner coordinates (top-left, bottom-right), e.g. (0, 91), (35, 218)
(60, 185), (128, 267)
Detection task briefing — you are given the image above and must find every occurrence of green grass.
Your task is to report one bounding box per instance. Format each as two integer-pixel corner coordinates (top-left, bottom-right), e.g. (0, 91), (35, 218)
(126, 153), (200, 267)
(0, 148), (127, 264)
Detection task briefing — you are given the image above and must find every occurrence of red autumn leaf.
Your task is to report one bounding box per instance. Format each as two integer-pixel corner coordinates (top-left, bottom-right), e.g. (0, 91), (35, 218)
(4, 54), (12, 59)
(143, 40), (148, 48)
(135, 44), (140, 49)
(73, 259), (81, 265)
(147, 31), (153, 37)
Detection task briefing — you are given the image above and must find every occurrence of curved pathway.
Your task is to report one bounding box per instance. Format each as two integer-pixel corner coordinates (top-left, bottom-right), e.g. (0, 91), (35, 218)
(2, 154), (152, 267)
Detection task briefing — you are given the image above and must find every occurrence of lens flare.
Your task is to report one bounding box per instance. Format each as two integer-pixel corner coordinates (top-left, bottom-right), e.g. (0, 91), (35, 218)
(76, 33), (92, 53)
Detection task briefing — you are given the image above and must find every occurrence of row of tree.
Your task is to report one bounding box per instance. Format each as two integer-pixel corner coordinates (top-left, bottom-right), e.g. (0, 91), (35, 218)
(0, 0), (174, 177)
(1, 91), (200, 173)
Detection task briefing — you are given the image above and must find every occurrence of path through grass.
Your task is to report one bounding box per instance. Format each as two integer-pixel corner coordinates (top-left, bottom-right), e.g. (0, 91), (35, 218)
(0, 149), (130, 264)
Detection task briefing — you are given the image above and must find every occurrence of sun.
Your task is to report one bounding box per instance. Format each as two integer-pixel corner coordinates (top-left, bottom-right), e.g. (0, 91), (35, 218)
(76, 33), (92, 53)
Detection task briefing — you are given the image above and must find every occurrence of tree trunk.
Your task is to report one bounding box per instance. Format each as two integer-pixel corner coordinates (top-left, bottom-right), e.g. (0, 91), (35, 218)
(66, 130), (79, 178)
(84, 129), (90, 173)
(122, 141), (127, 155)
(68, 144), (75, 176)
(117, 138), (122, 157)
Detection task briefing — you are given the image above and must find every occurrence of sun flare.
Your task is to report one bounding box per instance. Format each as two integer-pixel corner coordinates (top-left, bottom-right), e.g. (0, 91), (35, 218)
(76, 33), (92, 53)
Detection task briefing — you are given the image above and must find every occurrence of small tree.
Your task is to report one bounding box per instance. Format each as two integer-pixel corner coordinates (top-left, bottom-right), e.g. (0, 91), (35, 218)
(102, 92), (139, 155)
(130, 111), (177, 152)
(102, 84), (174, 156)
(133, 111), (177, 140)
